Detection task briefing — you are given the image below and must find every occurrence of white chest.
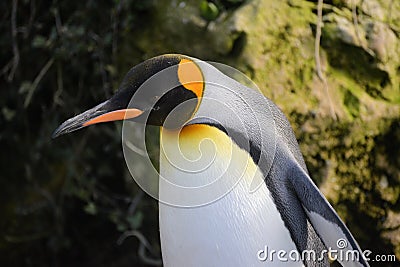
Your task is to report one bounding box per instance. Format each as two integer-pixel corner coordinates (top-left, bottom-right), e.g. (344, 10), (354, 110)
(158, 125), (302, 267)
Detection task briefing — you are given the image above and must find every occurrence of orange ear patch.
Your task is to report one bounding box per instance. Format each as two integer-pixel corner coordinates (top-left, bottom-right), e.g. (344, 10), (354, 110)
(177, 58), (204, 99)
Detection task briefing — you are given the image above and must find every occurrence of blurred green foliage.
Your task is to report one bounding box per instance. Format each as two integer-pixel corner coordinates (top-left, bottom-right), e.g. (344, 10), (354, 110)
(200, 1), (220, 22)
(200, 0), (247, 22)
(1, 0), (160, 266)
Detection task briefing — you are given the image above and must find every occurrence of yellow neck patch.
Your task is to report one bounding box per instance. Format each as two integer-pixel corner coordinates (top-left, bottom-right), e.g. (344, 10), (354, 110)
(177, 58), (204, 99)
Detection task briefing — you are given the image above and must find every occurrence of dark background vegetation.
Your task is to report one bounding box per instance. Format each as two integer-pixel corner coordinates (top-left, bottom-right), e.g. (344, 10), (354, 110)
(1, 1), (161, 266)
(1, 0), (399, 266)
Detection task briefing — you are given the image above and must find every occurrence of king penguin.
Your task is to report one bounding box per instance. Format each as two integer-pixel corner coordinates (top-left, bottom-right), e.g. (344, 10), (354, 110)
(53, 54), (369, 267)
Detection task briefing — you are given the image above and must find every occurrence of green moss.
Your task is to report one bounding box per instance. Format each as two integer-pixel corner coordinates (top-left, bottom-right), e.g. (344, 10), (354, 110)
(343, 88), (360, 117)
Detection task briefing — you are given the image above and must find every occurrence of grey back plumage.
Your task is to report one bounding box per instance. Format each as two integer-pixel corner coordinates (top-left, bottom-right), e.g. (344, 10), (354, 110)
(188, 60), (368, 267)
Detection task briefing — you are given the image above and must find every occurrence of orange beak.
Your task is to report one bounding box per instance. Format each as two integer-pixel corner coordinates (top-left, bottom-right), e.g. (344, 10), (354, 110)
(52, 100), (143, 138)
(83, 109), (143, 126)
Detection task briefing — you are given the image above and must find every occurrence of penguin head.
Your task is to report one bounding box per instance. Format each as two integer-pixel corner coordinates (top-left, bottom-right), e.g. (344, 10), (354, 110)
(52, 54), (204, 138)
